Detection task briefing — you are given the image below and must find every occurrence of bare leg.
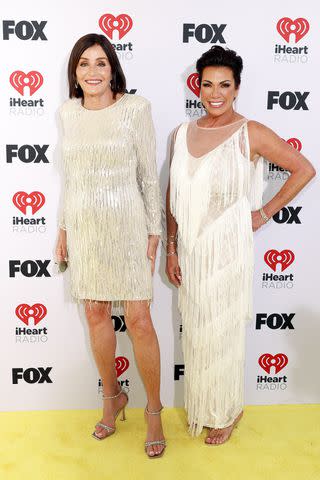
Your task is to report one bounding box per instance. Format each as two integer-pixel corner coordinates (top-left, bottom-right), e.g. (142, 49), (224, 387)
(84, 301), (127, 439)
(125, 300), (165, 457)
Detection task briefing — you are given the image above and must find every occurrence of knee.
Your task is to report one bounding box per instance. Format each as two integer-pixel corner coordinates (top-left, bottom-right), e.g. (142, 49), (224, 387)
(85, 303), (109, 329)
(126, 314), (154, 339)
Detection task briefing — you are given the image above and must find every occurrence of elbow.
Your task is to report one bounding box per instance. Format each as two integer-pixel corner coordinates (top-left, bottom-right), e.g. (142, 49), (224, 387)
(297, 163), (316, 183)
(304, 164), (316, 182)
(309, 165), (316, 179)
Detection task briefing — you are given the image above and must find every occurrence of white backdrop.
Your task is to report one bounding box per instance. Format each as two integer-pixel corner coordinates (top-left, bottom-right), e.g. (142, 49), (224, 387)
(1, 0), (319, 411)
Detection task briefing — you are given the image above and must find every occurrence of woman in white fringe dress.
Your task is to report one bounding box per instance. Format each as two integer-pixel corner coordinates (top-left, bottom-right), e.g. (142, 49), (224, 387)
(56, 34), (166, 458)
(166, 46), (315, 444)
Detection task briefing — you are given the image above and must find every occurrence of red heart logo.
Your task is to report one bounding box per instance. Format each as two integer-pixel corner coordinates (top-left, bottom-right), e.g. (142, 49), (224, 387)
(99, 14), (133, 40)
(259, 353), (288, 374)
(264, 249), (295, 272)
(15, 303), (47, 326)
(115, 356), (129, 378)
(276, 17), (309, 43)
(10, 70), (43, 96)
(286, 138), (302, 152)
(12, 191), (45, 215)
(187, 73), (200, 98)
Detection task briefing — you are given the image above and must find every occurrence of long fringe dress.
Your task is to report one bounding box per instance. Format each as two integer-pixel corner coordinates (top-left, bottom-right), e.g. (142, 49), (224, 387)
(170, 119), (263, 436)
(59, 94), (162, 306)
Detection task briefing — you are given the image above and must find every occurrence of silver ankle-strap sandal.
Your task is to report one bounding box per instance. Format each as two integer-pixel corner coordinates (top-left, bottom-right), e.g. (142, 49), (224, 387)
(92, 388), (128, 441)
(144, 405), (166, 459)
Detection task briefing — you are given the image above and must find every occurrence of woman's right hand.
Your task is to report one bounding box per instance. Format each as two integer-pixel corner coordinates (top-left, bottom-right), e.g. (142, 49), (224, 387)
(166, 254), (182, 287)
(56, 228), (67, 262)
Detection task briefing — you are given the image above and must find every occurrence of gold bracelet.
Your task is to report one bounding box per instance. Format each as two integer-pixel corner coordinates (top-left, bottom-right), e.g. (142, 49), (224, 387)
(166, 251), (177, 257)
(259, 207), (270, 223)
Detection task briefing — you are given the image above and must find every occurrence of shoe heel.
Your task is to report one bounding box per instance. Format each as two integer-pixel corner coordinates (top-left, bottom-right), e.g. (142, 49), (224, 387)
(120, 407), (126, 421)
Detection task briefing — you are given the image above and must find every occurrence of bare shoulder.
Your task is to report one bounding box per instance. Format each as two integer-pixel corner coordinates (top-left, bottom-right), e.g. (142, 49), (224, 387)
(247, 120), (274, 137)
(247, 120), (281, 153)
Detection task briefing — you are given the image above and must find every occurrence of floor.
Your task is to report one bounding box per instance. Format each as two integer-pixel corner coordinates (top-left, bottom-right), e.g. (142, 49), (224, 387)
(1, 405), (319, 480)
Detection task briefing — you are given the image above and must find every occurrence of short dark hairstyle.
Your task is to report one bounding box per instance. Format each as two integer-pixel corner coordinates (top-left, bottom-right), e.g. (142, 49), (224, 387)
(67, 33), (126, 99)
(196, 46), (243, 88)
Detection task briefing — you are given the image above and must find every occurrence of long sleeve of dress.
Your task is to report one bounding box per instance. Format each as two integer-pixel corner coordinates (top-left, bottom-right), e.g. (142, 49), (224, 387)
(58, 107), (67, 230)
(135, 101), (162, 235)
(58, 192), (67, 230)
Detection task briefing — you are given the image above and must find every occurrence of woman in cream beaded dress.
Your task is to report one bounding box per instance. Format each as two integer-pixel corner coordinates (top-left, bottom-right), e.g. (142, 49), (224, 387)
(166, 46), (315, 444)
(56, 34), (166, 458)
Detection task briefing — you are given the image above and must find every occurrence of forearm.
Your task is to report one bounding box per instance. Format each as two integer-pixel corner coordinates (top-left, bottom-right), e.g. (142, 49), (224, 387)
(165, 182), (181, 286)
(166, 185), (178, 254)
(263, 165), (315, 218)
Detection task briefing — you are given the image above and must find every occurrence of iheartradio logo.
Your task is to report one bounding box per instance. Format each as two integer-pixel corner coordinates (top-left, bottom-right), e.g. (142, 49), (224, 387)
(286, 138), (302, 151)
(10, 71), (43, 96)
(99, 14), (133, 40)
(12, 191), (45, 215)
(259, 353), (288, 374)
(15, 303), (47, 326)
(187, 73), (200, 97)
(264, 249), (295, 272)
(115, 356), (129, 377)
(277, 18), (309, 43)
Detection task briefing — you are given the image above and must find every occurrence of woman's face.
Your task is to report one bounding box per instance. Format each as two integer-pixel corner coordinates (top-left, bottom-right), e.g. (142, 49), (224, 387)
(76, 44), (112, 97)
(200, 66), (239, 117)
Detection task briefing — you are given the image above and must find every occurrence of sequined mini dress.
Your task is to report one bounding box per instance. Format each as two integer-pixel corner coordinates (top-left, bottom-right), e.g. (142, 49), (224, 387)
(59, 94), (162, 304)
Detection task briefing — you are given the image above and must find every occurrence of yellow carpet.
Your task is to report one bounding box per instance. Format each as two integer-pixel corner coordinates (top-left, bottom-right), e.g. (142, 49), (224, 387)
(1, 405), (319, 480)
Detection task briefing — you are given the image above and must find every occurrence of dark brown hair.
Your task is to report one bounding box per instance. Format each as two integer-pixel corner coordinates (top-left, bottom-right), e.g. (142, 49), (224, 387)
(68, 33), (126, 99)
(196, 46), (243, 88)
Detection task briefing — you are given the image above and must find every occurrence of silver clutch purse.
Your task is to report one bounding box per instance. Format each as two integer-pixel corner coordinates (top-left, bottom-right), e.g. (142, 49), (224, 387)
(57, 260), (68, 273)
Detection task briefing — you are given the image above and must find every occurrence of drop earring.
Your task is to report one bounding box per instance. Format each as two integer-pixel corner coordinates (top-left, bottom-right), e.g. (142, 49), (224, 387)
(233, 96), (237, 111)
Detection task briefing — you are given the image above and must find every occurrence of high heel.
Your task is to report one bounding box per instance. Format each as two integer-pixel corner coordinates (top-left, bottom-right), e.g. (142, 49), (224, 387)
(92, 388), (128, 441)
(144, 405), (166, 459)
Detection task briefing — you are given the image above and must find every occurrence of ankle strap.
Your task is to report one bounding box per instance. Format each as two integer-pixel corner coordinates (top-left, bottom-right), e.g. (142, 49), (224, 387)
(103, 389), (123, 400)
(145, 405), (164, 415)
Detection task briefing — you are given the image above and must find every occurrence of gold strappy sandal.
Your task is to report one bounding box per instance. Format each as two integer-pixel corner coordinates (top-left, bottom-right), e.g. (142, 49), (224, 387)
(92, 389), (128, 440)
(144, 405), (166, 459)
(205, 411), (243, 445)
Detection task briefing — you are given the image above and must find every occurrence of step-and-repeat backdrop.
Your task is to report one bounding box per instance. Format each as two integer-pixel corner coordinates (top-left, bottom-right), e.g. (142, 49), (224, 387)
(1, 0), (319, 411)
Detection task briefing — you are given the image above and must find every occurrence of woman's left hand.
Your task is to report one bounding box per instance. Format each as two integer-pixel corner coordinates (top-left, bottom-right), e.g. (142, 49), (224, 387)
(251, 210), (265, 232)
(147, 235), (160, 275)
